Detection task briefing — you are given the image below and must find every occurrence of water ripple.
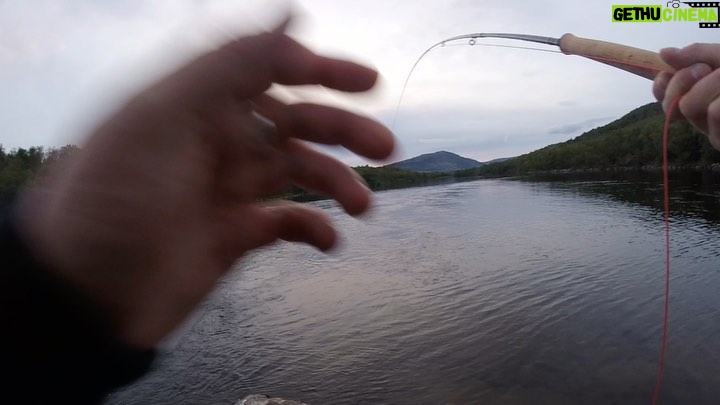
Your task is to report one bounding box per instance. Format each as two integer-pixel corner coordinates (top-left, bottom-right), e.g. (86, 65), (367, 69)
(108, 177), (720, 405)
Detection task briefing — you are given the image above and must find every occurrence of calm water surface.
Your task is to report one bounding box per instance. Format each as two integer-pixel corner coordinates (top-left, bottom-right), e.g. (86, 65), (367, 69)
(108, 173), (720, 404)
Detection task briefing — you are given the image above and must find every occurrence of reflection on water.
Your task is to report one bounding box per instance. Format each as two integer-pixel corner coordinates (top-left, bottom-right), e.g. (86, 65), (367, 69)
(525, 170), (720, 222)
(108, 172), (720, 405)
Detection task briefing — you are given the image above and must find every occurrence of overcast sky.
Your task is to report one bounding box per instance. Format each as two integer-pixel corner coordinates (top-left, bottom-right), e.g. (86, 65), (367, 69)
(1, 0), (718, 165)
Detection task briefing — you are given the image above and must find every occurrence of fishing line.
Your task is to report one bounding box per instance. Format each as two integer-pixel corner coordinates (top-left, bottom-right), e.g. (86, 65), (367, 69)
(653, 95), (680, 405)
(392, 40), (561, 130)
(393, 32), (674, 130)
(394, 34), (678, 403)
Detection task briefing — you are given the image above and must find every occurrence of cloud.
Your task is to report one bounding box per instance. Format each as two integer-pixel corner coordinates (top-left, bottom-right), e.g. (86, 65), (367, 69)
(1, 0), (718, 164)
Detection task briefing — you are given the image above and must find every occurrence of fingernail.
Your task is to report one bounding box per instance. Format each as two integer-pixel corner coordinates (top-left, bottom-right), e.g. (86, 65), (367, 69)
(690, 63), (711, 80)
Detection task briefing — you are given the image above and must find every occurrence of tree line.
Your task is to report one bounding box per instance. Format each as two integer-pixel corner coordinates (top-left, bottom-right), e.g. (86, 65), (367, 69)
(4, 103), (718, 203)
(0, 145), (445, 204)
(0, 145), (79, 204)
(456, 103), (720, 178)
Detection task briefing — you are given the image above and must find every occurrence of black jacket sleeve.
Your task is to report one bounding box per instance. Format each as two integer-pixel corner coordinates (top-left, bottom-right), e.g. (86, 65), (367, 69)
(0, 209), (155, 404)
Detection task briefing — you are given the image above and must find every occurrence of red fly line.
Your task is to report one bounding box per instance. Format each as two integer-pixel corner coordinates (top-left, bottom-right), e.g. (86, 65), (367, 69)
(652, 95), (680, 405)
(509, 50), (677, 404)
(580, 52), (677, 404)
(573, 52), (677, 404)
(397, 40), (679, 403)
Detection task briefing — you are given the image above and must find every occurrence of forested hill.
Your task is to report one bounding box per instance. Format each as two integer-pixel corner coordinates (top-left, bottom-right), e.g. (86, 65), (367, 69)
(387, 151), (484, 172)
(458, 102), (720, 177)
(4, 103), (720, 203)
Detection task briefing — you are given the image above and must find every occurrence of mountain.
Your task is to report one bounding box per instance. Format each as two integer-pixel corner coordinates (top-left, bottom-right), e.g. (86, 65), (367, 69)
(387, 151), (484, 172)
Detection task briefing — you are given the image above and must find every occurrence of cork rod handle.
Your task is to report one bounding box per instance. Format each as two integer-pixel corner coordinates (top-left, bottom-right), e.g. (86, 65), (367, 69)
(559, 33), (675, 80)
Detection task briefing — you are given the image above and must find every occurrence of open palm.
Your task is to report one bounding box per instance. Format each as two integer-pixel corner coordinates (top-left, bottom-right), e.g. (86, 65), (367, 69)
(16, 28), (394, 348)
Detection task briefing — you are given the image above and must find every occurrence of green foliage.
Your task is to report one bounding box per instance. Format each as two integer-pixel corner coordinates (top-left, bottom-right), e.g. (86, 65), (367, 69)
(353, 166), (448, 191)
(0, 145), (79, 203)
(456, 103), (720, 178)
(0, 143), (444, 205)
(5, 103), (717, 203)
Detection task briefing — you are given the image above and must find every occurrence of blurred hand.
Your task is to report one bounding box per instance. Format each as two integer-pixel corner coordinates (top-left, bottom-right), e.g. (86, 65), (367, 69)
(15, 25), (394, 349)
(653, 43), (720, 149)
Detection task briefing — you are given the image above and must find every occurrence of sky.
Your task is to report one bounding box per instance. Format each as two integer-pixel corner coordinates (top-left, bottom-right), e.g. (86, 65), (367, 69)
(0, 0), (718, 165)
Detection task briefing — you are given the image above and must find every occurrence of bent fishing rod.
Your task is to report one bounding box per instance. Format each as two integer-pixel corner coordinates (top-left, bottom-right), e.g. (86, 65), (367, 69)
(394, 32), (676, 128)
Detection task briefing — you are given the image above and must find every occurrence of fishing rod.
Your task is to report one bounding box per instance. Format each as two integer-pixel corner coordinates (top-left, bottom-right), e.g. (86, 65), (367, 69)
(424, 32), (674, 79)
(394, 32), (676, 128)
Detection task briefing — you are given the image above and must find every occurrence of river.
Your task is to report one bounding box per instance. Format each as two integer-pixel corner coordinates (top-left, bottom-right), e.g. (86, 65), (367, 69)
(107, 172), (720, 404)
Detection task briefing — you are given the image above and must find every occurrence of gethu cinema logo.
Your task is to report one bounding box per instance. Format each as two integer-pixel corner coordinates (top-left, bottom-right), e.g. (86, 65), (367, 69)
(612, 2), (719, 27)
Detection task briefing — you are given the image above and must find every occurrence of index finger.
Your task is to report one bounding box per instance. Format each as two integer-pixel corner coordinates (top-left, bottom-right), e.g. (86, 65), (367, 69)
(253, 94), (395, 160)
(660, 63), (712, 114)
(152, 30), (378, 109)
(653, 71), (672, 104)
(661, 43), (720, 70)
